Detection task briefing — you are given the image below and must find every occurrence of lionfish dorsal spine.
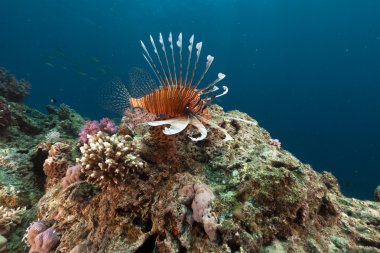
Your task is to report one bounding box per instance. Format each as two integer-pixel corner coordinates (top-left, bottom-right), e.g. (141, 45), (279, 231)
(183, 34), (194, 87)
(159, 33), (174, 86)
(177, 33), (183, 86)
(168, 32), (178, 86)
(193, 54), (214, 89)
(140, 32), (226, 94)
(200, 72), (226, 93)
(188, 42), (202, 88)
(141, 41), (164, 87)
(150, 35), (170, 86)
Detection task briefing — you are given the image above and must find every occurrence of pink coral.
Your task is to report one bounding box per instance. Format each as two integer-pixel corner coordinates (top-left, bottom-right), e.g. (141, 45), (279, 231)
(26, 221), (48, 247)
(29, 227), (59, 253)
(180, 183), (218, 241)
(192, 184), (215, 223)
(61, 165), (82, 189)
(79, 118), (118, 144)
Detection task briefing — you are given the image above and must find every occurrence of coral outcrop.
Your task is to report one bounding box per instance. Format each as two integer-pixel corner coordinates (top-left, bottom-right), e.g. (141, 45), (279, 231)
(0, 69), (379, 252)
(0, 68), (30, 102)
(24, 105), (380, 253)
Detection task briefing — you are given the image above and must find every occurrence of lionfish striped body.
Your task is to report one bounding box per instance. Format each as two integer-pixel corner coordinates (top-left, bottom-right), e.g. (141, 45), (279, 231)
(126, 32), (231, 141)
(130, 86), (207, 119)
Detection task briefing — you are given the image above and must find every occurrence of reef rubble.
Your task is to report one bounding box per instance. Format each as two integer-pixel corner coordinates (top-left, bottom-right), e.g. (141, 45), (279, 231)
(0, 70), (379, 253)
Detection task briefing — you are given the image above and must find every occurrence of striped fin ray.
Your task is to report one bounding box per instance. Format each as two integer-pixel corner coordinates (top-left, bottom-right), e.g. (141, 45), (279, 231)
(140, 32), (226, 91)
(168, 33), (178, 86)
(159, 33), (174, 86)
(183, 34), (194, 86)
(193, 55), (214, 89)
(141, 41), (165, 87)
(188, 42), (202, 87)
(150, 35), (170, 86)
(177, 33), (183, 86)
(199, 73), (226, 92)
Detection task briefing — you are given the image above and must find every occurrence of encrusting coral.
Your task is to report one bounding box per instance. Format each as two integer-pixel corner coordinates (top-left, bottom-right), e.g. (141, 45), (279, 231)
(179, 183), (218, 241)
(78, 131), (145, 188)
(61, 165), (82, 189)
(0, 206), (26, 235)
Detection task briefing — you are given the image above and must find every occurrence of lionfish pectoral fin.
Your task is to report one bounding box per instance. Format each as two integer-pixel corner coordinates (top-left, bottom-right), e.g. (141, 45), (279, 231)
(188, 116), (207, 141)
(145, 117), (190, 135)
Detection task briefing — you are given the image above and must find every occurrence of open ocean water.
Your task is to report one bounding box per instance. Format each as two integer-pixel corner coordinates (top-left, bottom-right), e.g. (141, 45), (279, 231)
(0, 0), (379, 200)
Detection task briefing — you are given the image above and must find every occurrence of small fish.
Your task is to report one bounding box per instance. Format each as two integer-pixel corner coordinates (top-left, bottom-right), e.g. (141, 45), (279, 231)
(97, 68), (107, 75)
(54, 48), (66, 58)
(50, 98), (58, 104)
(88, 56), (100, 63)
(45, 62), (55, 68)
(77, 71), (88, 77)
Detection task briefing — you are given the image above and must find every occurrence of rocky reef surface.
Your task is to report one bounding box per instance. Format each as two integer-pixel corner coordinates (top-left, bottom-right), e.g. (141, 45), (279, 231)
(0, 70), (379, 253)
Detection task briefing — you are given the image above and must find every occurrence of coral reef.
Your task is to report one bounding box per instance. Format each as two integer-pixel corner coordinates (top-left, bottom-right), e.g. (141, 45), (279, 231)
(0, 68), (84, 252)
(0, 71), (379, 252)
(0, 68), (30, 102)
(24, 105), (379, 252)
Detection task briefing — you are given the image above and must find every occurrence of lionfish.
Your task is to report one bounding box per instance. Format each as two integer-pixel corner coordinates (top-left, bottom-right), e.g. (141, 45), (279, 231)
(115, 32), (235, 141)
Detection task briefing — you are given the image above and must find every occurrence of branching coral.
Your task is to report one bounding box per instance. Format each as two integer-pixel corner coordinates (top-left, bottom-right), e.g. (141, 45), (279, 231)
(43, 142), (71, 179)
(78, 131), (145, 188)
(0, 68), (31, 102)
(0, 206), (26, 235)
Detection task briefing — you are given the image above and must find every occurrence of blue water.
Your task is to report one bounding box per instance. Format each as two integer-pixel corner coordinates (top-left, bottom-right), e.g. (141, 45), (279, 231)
(1, 1), (379, 200)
